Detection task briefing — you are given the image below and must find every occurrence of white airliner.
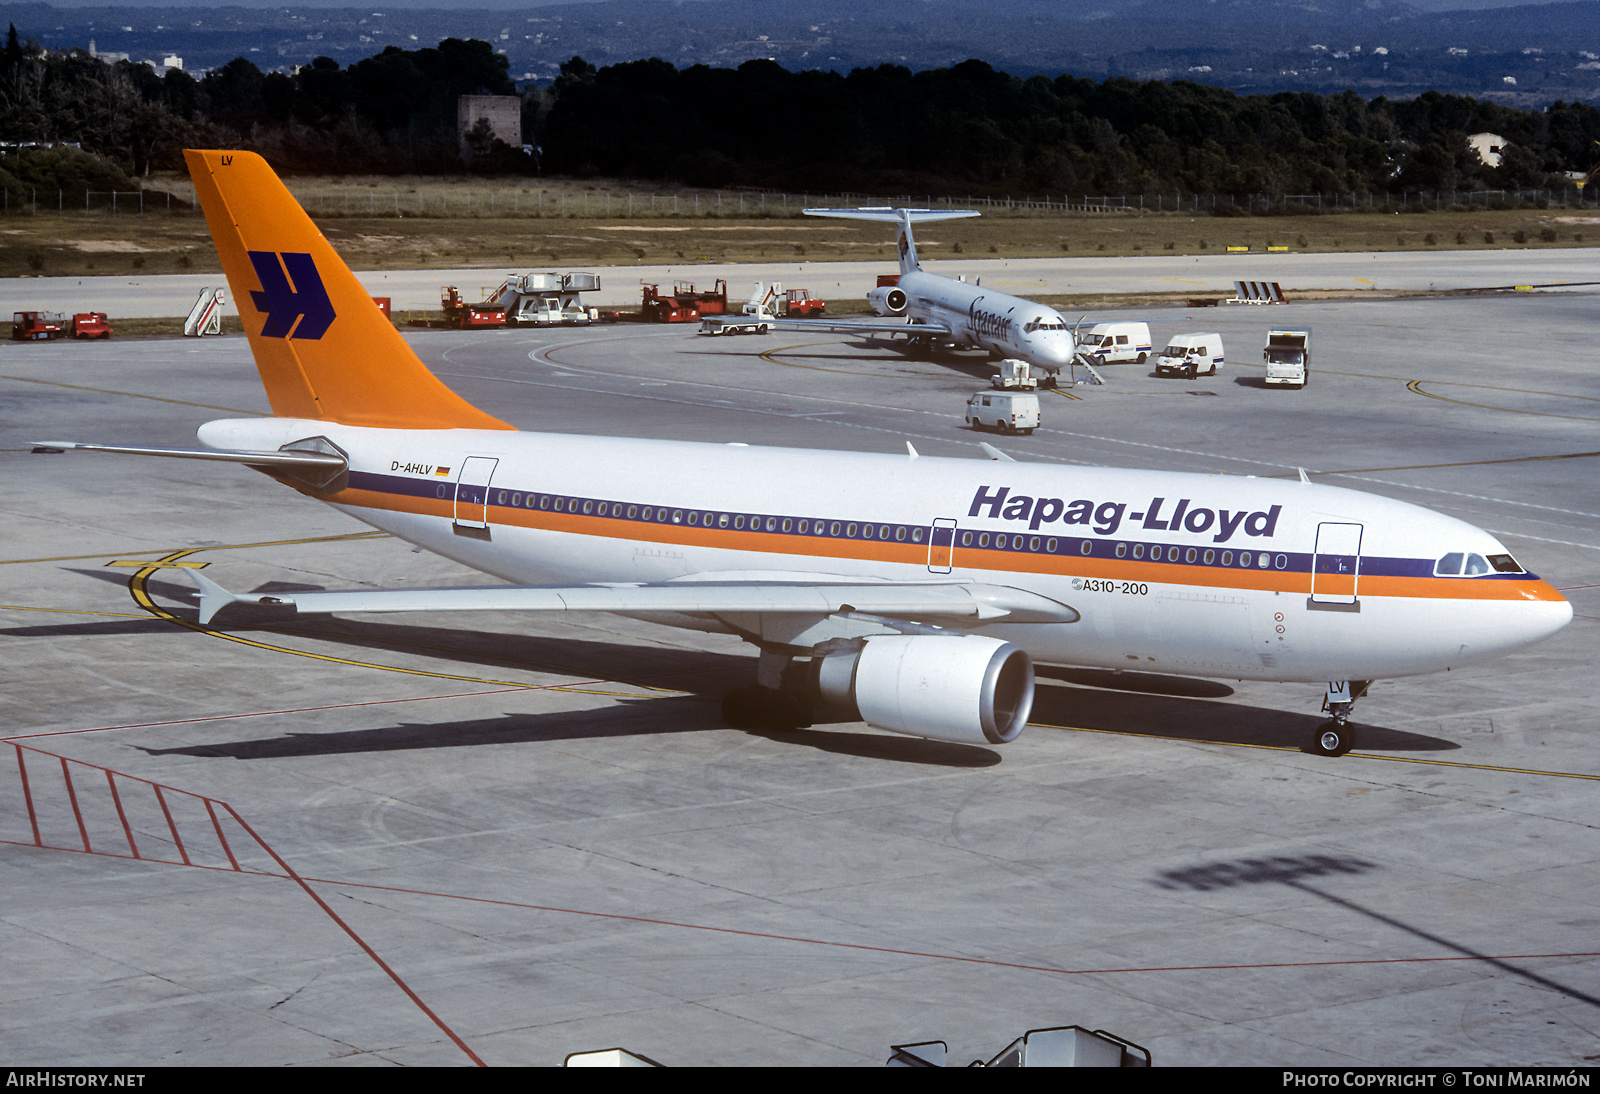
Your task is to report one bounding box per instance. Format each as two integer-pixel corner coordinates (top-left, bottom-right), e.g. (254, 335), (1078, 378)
(35, 152), (1572, 758)
(745, 208), (1081, 381)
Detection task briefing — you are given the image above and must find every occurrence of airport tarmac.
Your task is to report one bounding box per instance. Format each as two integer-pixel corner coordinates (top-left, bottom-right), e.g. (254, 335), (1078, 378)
(6, 246), (1600, 317)
(1, 282), (1597, 1066)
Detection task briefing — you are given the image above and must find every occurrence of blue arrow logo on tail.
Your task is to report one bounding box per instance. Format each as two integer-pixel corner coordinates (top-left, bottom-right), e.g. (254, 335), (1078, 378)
(247, 251), (336, 340)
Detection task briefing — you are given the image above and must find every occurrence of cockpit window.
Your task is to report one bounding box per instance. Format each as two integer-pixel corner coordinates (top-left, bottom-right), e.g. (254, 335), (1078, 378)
(1436, 551), (1509, 577)
(1488, 553), (1524, 573)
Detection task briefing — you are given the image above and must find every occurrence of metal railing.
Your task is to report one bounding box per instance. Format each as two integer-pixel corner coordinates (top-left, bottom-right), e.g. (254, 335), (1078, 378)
(4, 185), (1595, 218)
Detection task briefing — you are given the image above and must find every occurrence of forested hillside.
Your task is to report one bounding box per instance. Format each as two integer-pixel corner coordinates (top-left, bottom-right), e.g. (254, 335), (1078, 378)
(4, 26), (1600, 201)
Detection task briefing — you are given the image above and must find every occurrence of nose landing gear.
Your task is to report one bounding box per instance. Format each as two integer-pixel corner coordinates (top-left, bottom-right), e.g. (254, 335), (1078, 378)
(1312, 680), (1371, 756)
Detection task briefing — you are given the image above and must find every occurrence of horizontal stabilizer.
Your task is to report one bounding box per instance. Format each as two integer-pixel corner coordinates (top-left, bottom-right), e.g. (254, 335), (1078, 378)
(803, 207), (980, 223)
(30, 441), (346, 470)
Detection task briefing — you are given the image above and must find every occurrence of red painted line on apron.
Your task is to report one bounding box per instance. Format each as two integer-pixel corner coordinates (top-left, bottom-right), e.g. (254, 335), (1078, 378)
(205, 798), (240, 871)
(107, 770), (139, 860)
(60, 757), (90, 853)
(15, 745), (40, 846)
(219, 803), (485, 1066)
(152, 784), (190, 866)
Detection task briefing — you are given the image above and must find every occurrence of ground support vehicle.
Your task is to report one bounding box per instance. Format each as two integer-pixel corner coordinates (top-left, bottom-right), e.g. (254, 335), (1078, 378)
(11, 311), (65, 341)
(1156, 333), (1224, 378)
(184, 289), (225, 336)
(495, 272), (601, 327)
(1084, 321), (1153, 364)
(71, 312), (114, 339)
(698, 308), (773, 336)
(1264, 328), (1311, 388)
(775, 287), (826, 317)
(441, 286), (505, 330)
(991, 359), (1039, 390)
(965, 390), (1040, 434)
(677, 280), (729, 316)
(641, 283), (700, 323)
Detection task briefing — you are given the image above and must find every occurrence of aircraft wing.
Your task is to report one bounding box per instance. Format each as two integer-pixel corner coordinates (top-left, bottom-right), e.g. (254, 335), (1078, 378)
(189, 570), (1078, 627)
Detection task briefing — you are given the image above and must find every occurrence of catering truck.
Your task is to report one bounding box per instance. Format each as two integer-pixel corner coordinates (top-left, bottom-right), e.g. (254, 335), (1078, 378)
(1263, 328), (1310, 388)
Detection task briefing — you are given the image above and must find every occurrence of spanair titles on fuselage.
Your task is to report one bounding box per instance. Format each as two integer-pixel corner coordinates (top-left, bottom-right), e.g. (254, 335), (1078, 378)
(802, 208), (1077, 376)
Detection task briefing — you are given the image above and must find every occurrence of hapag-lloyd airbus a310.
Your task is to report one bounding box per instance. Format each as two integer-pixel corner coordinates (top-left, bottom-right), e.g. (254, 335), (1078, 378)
(36, 151), (1571, 757)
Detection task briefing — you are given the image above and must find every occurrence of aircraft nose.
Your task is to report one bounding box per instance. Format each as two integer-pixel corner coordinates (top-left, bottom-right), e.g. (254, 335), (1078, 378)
(1531, 585), (1574, 639)
(1039, 334), (1076, 369)
(1502, 581), (1573, 650)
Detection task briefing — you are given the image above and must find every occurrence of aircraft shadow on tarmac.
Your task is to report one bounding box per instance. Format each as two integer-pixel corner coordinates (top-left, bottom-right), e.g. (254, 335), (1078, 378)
(44, 566), (1456, 758)
(134, 703), (711, 760)
(1028, 679), (1458, 753)
(135, 703), (1005, 768)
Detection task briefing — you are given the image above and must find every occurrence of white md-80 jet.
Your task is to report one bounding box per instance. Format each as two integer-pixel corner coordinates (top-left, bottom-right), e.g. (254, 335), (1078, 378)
(36, 152), (1572, 757)
(745, 208), (1082, 382)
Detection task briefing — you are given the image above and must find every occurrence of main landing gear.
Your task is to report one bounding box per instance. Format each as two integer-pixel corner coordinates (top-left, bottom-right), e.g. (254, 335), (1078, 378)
(722, 685), (810, 731)
(722, 650), (813, 732)
(1312, 680), (1371, 756)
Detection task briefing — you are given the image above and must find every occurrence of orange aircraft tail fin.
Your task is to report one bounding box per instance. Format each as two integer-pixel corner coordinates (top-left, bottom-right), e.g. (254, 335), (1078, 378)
(184, 149), (511, 431)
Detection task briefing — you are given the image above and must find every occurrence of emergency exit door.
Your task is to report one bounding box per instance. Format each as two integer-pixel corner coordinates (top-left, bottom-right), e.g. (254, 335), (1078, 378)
(927, 519), (957, 573)
(1310, 522), (1362, 609)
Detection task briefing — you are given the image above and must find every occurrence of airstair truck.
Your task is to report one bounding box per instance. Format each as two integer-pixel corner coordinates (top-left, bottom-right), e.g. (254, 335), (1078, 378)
(1263, 328), (1310, 388)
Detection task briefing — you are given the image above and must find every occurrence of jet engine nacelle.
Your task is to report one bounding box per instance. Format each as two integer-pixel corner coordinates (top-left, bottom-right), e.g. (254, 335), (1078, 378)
(814, 634), (1034, 745)
(867, 285), (908, 316)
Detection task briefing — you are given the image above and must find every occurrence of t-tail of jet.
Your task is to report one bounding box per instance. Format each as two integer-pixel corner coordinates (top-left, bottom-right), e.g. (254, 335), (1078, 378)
(183, 149), (510, 432)
(802, 207), (979, 276)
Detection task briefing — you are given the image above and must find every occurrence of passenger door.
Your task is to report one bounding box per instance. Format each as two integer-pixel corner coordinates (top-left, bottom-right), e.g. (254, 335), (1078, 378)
(453, 456), (498, 536)
(1311, 522), (1362, 609)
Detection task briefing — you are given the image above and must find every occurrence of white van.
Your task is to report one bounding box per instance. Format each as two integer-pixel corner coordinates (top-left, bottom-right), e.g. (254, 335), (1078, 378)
(1156, 333), (1225, 378)
(966, 390), (1040, 434)
(1085, 321), (1152, 364)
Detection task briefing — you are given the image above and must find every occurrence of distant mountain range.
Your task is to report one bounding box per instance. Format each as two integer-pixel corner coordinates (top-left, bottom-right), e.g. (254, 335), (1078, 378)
(8, 0), (1600, 104)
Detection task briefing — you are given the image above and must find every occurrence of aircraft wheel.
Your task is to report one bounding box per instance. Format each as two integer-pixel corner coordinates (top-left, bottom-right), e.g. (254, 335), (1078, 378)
(1311, 720), (1354, 756)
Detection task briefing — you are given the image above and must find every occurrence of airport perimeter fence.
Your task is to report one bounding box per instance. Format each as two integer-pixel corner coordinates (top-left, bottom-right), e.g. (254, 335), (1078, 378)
(6, 184), (1600, 218)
